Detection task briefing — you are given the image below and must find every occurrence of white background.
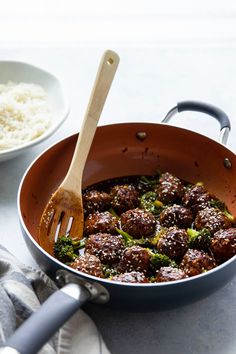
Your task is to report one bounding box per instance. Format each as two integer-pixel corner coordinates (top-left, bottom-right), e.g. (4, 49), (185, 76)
(0, 0), (236, 47)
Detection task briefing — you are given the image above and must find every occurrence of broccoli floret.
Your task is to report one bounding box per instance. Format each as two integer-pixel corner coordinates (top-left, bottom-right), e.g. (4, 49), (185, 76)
(148, 228), (168, 247)
(116, 228), (134, 246)
(187, 228), (211, 250)
(116, 228), (154, 248)
(136, 174), (160, 193)
(102, 264), (118, 278)
(210, 199), (235, 222)
(149, 252), (177, 270)
(54, 236), (85, 263)
(140, 191), (157, 212)
(140, 191), (164, 215)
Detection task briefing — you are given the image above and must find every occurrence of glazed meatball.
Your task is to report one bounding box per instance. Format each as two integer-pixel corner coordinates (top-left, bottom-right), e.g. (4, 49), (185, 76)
(155, 172), (185, 204)
(159, 204), (193, 228)
(117, 246), (151, 274)
(156, 266), (187, 282)
(70, 254), (103, 277)
(83, 189), (111, 215)
(112, 271), (148, 283)
(120, 208), (156, 238)
(180, 249), (216, 276)
(110, 184), (139, 214)
(85, 233), (124, 265)
(211, 228), (236, 263)
(157, 227), (189, 260)
(84, 211), (118, 235)
(195, 207), (231, 234)
(182, 184), (211, 215)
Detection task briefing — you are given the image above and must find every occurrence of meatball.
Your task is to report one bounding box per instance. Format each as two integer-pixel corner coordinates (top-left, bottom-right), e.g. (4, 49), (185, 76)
(182, 184), (211, 215)
(155, 172), (185, 204)
(159, 204), (193, 228)
(157, 227), (189, 260)
(85, 233), (124, 265)
(110, 184), (139, 214)
(120, 208), (156, 238)
(156, 266), (187, 282)
(70, 254), (103, 277)
(210, 228), (236, 263)
(180, 249), (216, 276)
(117, 246), (151, 274)
(195, 207), (231, 234)
(83, 189), (111, 215)
(84, 211), (118, 235)
(112, 271), (148, 283)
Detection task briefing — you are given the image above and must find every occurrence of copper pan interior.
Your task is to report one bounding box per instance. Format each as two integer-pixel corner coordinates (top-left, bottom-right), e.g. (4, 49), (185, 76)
(19, 123), (236, 243)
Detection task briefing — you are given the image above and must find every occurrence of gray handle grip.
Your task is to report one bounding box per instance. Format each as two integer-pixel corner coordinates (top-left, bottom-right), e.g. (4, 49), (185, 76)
(177, 101), (231, 130)
(162, 100), (231, 145)
(2, 284), (90, 354)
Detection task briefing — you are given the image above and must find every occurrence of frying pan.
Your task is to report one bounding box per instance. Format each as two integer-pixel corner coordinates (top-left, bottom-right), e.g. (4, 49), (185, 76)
(2, 101), (236, 354)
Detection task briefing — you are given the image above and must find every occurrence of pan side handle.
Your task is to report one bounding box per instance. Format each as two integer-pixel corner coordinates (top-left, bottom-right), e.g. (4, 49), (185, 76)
(162, 101), (231, 145)
(0, 284), (90, 354)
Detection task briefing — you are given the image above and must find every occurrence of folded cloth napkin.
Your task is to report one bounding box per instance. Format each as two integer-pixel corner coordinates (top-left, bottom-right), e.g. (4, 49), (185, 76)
(0, 245), (111, 354)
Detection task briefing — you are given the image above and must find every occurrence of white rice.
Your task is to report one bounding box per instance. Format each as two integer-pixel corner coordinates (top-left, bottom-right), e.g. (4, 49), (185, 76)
(0, 81), (52, 151)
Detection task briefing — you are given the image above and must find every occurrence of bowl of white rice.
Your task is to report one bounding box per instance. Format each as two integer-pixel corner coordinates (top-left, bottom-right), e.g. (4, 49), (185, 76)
(0, 60), (69, 162)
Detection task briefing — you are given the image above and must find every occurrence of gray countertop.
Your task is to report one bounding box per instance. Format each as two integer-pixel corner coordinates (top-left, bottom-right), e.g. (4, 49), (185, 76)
(0, 46), (236, 354)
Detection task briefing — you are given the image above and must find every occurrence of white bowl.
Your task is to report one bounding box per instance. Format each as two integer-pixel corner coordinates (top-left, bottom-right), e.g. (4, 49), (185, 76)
(0, 60), (70, 162)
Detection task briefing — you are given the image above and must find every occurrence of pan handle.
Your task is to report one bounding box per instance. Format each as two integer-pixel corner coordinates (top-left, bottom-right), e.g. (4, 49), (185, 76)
(0, 283), (90, 354)
(162, 101), (231, 145)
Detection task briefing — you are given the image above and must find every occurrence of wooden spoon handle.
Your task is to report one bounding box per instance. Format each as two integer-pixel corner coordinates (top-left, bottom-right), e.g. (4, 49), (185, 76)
(62, 50), (119, 191)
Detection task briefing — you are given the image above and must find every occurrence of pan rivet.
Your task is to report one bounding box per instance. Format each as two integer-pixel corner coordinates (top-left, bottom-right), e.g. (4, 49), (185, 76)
(99, 292), (109, 302)
(223, 158), (232, 169)
(136, 131), (147, 141)
(56, 273), (66, 286)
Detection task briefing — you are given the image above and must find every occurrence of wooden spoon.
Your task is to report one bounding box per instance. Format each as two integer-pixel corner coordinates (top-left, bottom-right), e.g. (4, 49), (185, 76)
(38, 50), (119, 255)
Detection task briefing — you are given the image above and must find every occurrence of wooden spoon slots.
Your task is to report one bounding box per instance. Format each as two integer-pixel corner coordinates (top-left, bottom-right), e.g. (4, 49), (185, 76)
(38, 50), (120, 255)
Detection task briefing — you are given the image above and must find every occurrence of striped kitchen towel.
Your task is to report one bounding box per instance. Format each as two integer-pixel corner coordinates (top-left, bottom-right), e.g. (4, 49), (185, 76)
(0, 245), (110, 354)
